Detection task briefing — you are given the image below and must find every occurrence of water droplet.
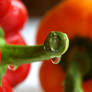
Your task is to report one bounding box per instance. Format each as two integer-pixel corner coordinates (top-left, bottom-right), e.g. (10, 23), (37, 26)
(8, 65), (15, 71)
(51, 57), (58, 64)
(8, 65), (19, 71)
(51, 56), (62, 64)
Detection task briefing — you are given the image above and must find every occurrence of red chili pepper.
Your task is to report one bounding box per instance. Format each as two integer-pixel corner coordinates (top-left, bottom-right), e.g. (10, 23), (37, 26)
(0, 77), (13, 92)
(36, 0), (92, 92)
(5, 32), (26, 45)
(4, 33), (30, 87)
(0, 0), (29, 88)
(0, 0), (28, 37)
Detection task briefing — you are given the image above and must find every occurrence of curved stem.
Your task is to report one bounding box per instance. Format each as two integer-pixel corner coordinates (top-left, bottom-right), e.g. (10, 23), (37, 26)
(1, 44), (55, 65)
(0, 29), (69, 65)
(64, 62), (83, 92)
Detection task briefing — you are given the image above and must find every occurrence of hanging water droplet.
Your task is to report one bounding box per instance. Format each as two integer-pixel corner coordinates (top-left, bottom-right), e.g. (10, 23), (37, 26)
(51, 56), (62, 64)
(51, 57), (58, 64)
(8, 65), (15, 71)
(8, 65), (19, 71)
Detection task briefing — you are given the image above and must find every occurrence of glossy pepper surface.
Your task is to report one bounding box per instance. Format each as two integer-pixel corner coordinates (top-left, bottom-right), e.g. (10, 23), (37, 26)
(36, 0), (92, 92)
(36, 0), (92, 44)
(0, 0), (28, 37)
(0, 77), (13, 92)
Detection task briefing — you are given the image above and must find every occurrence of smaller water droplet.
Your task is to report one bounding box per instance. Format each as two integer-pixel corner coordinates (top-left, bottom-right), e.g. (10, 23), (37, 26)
(8, 65), (19, 71)
(8, 65), (15, 71)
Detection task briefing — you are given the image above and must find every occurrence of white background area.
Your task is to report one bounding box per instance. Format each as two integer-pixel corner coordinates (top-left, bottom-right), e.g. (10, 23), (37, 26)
(14, 18), (44, 92)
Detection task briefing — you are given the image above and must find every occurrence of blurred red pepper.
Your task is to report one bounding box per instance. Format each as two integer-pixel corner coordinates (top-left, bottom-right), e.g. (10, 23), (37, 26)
(0, 0), (29, 87)
(0, 77), (13, 92)
(0, 0), (28, 37)
(4, 33), (30, 87)
(40, 60), (65, 92)
(36, 0), (92, 44)
(40, 60), (92, 92)
(36, 0), (92, 92)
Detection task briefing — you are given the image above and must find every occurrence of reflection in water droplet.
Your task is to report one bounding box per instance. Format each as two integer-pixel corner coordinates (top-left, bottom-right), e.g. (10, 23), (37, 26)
(51, 56), (62, 64)
(8, 65), (15, 71)
(8, 65), (19, 71)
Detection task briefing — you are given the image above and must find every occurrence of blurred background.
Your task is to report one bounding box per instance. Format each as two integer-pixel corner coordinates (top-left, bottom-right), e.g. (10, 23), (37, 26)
(22, 0), (61, 17)
(14, 0), (62, 92)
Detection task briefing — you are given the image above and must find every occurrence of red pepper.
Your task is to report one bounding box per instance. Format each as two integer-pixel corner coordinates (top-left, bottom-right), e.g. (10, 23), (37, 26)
(36, 0), (92, 44)
(0, 0), (28, 37)
(0, 0), (28, 87)
(5, 32), (26, 45)
(0, 77), (13, 92)
(40, 60), (65, 92)
(4, 33), (30, 87)
(36, 0), (92, 92)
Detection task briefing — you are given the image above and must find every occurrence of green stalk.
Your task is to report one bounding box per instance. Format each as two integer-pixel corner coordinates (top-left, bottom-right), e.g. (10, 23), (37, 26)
(64, 62), (83, 92)
(0, 30), (69, 65)
(0, 65), (8, 86)
(63, 46), (91, 92)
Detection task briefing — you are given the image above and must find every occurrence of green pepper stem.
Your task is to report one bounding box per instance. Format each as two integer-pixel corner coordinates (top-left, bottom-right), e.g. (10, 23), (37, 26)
(64, 62), (83, 92)
(0, 29), (69, 65)
(63, 46), (92, 92)
(1, 44), (59, 65)
(0, 65), (8, 86)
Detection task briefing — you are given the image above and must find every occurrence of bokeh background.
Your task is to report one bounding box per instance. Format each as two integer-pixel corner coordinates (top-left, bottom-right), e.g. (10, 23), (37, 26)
(23, 0), (61, 17)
